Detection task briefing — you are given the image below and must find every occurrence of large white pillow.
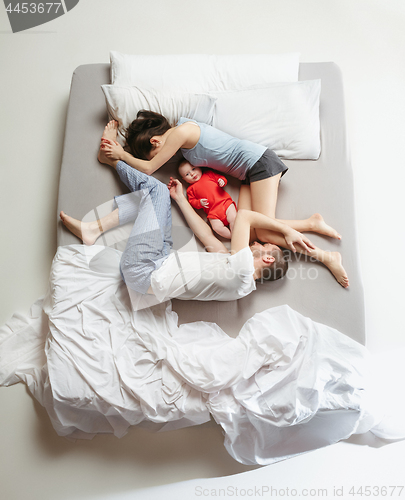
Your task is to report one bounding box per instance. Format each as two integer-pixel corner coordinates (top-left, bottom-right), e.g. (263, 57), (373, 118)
(211, 80), (321, 160)
(110, 52), (300, 92)
(101, 84), (217, 145)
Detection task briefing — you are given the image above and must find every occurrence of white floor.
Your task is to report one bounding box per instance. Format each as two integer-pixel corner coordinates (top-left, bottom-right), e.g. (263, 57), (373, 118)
(1, 1), (405, 499)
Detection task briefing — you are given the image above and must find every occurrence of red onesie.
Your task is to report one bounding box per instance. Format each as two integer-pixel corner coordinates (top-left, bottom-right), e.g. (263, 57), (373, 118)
(186, 170), (236, 225)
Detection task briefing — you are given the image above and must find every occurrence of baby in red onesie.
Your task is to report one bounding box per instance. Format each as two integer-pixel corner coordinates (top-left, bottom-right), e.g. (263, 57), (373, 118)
(178, 160), (237, 239)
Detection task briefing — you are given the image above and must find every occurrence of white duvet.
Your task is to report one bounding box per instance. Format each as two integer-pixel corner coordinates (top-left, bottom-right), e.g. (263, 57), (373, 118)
(0, 245), (402, 465)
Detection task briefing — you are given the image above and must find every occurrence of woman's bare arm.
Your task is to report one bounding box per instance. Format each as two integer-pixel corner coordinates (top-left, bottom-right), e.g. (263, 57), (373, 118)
(101, 123), (197, 175)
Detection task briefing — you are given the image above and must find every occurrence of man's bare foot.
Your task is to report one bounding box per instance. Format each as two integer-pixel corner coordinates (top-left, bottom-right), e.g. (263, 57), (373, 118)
(60, 211), (101, 246)
(97, 146), (116, 167)
(98, 121), (119, 167)
(323, 251), (349, 288)
(102, 120), (118, 142)
(309, 213), (341, 240)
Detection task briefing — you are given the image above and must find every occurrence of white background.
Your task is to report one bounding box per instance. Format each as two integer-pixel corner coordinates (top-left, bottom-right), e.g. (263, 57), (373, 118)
(1, 1), (404, 499)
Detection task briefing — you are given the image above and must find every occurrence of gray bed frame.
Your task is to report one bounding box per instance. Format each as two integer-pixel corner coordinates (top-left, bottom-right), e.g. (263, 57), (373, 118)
(57, 62), (365, 344)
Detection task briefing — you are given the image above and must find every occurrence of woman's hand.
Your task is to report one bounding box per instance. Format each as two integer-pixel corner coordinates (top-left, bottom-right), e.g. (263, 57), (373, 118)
(284, 227), (316, 253)
(167, 177), (185, 202)
(100, 138), (125, 161)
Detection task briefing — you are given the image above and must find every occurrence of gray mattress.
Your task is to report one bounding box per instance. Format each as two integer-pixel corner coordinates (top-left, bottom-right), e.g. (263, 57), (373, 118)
(57, 62), (365, 344)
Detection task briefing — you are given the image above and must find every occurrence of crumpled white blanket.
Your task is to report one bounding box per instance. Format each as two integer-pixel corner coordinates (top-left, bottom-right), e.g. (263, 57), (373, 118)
(0, 245), (403, 465)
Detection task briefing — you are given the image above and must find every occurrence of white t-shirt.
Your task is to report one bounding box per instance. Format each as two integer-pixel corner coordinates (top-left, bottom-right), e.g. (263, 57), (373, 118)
(150, 247), (256, 302)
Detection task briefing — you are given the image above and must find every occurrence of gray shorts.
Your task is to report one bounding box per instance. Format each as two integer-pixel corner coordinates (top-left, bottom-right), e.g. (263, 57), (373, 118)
(242, 149), (288, 185)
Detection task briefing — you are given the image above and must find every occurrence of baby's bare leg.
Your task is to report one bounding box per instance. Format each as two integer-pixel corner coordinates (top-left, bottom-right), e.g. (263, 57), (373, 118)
(226, 204), (237, 232)
(209, 218), (231, 239)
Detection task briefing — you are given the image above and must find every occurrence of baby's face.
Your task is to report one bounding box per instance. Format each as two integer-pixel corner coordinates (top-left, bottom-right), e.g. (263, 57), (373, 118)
(179, 163), (202, 184)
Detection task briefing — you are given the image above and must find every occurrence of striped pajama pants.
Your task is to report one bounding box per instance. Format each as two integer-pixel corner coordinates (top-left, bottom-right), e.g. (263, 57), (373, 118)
(113, 161), (173, 294)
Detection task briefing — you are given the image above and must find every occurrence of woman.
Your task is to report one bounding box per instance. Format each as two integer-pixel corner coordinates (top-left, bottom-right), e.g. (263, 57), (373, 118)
(99, 110), (288, 245)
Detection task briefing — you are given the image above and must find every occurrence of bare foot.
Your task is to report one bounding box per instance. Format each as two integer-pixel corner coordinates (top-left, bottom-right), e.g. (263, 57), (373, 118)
(97, 146), (116, 167)
(309, 213), (341, 240)
(98, 121), (119, 167)
(60, 211), (101, 246)
(323, 251), (349, 288)
(102, 120), (118, 142)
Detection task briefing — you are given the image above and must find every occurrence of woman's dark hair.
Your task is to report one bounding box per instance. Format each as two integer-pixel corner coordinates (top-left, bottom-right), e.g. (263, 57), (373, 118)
(125, 110), (171, 160)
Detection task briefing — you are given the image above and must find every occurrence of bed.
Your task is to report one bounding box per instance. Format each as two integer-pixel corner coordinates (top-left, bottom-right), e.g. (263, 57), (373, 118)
(57, 60), (365, 343)
(1, 57), (379, 467)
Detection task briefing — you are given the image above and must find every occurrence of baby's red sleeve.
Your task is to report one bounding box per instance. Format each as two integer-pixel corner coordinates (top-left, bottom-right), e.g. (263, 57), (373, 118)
(209, 170), (227, 187)
(187, 187), (202, 209)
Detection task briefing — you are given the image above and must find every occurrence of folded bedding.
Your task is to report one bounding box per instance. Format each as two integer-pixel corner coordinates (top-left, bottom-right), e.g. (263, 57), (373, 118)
(0, 246), (401, 465)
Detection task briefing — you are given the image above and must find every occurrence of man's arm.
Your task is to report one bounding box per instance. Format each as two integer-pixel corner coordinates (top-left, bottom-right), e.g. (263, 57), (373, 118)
(168, 178), (228, 254)
(231, 209), (315, 254)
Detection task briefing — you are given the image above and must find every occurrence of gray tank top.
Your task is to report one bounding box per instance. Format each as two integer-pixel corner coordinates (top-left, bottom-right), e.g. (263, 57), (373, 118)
(177, 117), (266, 180)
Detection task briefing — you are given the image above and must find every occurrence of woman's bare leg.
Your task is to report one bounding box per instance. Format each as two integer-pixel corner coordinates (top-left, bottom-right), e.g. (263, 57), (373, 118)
(249, 174), (282, 219)
(295, 245), (349, 288)
(60, 209), (119, 245)
(97, 120), (120, 169)
(238, 185), (258, 242)
(240, 180), (348, 286)
(258, 229), (349, 288)
(309, 247), (349, 288)
(244, 179), (341, 240)
(277, 214), (341, 239)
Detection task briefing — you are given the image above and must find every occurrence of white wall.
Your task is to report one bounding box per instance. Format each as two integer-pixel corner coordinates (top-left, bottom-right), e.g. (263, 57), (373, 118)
(1, 1), (404, 499)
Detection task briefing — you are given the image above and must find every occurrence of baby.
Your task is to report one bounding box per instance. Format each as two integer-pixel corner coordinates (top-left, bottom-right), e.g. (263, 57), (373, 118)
(178, 160), (237, 239)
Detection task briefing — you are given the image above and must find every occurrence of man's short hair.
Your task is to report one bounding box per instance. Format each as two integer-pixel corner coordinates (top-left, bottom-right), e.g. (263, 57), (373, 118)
(258, 247), (289, 282)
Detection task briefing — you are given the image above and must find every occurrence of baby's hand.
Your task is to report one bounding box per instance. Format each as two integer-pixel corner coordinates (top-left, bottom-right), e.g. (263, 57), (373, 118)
(200, 198), (209, 208)
(218, 178), (225, 188)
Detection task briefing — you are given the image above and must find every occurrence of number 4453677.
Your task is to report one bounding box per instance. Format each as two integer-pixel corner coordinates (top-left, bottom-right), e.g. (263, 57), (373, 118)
(5, 3), (62, 14)
(349, 486), (404, 497)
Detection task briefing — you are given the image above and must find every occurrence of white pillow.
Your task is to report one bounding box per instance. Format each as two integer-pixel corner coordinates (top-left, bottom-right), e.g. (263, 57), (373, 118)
(110, 52), (300, 92)
(211, 80), (321, 160)
(101, 85), (217, 145)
